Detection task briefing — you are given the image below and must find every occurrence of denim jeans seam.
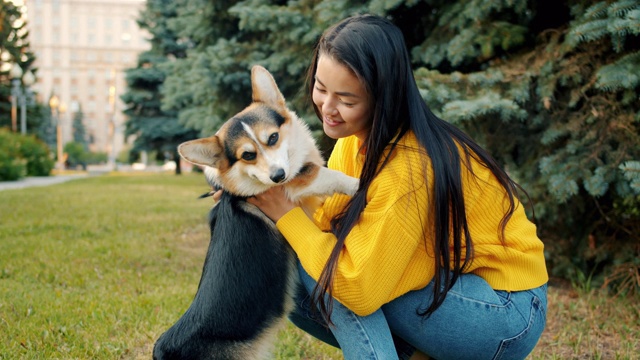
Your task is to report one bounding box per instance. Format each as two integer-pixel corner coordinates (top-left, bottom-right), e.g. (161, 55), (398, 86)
(448, 289), (512, 309)
(344, 310), (378, 359)
(492, 295), (542, 360)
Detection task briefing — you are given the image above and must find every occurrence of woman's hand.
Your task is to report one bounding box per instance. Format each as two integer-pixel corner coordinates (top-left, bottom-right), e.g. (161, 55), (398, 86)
(211, 189), (222, 204)
(247, 186), (296, 222)
(211, 189), (223, 202)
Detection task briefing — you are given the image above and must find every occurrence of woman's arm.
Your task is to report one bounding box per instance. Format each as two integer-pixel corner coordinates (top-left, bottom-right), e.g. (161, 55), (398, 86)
(277, 190), (427, 316)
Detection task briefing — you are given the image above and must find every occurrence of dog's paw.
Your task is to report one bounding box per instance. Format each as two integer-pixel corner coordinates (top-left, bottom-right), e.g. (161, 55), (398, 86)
(341, 176), (359, 196)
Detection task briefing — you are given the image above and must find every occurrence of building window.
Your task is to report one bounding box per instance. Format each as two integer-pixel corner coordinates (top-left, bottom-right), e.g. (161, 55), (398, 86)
(121, 33), (131, 45)
(52, 30), (60, 43)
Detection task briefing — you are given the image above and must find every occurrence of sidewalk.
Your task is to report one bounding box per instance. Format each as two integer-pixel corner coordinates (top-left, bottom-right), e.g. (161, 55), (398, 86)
(0, 174), (89, 191)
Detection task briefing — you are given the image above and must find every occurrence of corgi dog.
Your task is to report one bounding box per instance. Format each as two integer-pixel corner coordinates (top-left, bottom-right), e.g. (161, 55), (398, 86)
(152, 65), (359, 360)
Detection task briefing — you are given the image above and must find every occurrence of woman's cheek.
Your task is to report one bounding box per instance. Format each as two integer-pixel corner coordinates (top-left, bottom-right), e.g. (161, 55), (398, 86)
(312, 89), (324, 108)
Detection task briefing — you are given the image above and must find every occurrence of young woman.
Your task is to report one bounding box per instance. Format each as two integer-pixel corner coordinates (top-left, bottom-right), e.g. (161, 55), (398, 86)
(247, 14), (548, 360)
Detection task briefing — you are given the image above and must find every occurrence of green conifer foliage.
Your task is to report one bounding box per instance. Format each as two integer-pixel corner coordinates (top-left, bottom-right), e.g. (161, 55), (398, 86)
(72, 107), (89, 149)
(412, 0), (639, 289)
(122, 0), (199, 174)
(0, 0), (38, 130)
(159, 0), (368, 140)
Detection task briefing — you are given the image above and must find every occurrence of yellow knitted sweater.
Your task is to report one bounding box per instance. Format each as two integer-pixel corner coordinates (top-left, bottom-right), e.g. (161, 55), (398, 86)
(277, 132), (548, 316)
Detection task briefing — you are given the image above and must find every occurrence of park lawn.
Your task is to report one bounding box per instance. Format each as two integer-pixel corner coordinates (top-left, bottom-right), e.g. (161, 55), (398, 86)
(0, 173), (637, 359)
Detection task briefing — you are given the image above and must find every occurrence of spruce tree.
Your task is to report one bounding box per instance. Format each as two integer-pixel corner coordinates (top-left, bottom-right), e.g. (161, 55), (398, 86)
(122, 0), (199, 175)
(0, 0), (38, 130)
(408, 0), (639, 288)
(33, 104), (55, 150)
(72, 106), (89, 150)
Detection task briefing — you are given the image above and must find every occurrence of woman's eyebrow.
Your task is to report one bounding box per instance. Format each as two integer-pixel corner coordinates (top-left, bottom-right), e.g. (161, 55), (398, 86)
(315, 77), (361, 98)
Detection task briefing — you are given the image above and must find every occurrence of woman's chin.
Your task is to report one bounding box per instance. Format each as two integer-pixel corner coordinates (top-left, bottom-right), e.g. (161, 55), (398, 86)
(323, 124), (344, 139)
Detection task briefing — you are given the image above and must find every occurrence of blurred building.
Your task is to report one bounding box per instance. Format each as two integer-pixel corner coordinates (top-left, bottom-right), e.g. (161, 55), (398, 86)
(24, 0), (150, 160)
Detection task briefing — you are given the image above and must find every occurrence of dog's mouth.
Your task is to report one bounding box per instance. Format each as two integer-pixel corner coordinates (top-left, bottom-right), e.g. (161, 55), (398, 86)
(249, 174), (288, 188)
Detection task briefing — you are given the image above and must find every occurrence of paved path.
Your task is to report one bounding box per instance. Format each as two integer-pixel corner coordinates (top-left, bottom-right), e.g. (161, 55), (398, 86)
(0, 174), (90, 191)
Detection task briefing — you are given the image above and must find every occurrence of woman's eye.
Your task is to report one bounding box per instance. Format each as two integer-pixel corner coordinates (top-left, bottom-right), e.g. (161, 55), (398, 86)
(315, 86), (326, 93)
(241, 152), (257, 161)
(267, 133), (279, 146)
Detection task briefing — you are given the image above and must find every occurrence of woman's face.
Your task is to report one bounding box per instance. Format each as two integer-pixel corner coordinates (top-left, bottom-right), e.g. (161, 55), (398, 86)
(312, 55), (372, 141)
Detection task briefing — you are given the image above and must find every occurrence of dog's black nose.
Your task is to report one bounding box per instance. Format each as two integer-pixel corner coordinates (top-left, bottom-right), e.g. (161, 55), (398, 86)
(270, 169), (286, 183)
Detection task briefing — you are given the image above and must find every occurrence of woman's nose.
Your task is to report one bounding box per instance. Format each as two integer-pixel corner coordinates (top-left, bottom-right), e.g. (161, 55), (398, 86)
(322, 98), (338, 116)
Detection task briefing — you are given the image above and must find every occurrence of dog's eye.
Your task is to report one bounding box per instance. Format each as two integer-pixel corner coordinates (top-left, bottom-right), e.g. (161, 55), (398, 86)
(267, 133), (279, 146)
(241, 152), (256, 161)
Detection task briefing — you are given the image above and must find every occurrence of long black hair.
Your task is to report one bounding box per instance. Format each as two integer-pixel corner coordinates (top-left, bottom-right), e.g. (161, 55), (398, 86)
(306, 15), (523, 322)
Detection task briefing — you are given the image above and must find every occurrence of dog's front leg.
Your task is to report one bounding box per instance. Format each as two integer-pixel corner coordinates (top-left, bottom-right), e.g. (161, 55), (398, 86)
(291, 167), (359, 199)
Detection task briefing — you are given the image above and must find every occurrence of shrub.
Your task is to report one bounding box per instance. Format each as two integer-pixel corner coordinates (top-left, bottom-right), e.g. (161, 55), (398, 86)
(0, 134), (27, 181)
(86, 151), (108, 165)
(0, 128), (54, 180)
(64, 141), (89, 170)
(18, 135), (55, 176)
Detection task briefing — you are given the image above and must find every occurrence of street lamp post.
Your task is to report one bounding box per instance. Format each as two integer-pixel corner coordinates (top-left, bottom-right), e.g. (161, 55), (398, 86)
(9, 64), (22, 132)
(49, 95), (65, 171)
(20, 71), (35, 134)
(9, 63), (36, 134)
(108, 69), (117, 170)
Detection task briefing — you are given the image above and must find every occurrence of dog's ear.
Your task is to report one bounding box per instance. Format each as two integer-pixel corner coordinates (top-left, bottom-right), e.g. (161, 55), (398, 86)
(251, 65), (286, 110)
(177, 136), (225, 168)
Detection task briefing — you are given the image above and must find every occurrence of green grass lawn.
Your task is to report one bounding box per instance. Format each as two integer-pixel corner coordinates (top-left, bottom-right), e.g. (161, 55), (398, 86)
(0, 173), (637, 359)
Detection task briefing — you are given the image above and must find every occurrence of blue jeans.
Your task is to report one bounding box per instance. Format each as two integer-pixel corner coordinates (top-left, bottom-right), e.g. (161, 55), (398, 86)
(289, 261), (547, 360)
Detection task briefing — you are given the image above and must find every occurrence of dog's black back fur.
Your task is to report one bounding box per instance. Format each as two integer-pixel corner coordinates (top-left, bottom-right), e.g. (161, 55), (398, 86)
(153, 191), (296, 359)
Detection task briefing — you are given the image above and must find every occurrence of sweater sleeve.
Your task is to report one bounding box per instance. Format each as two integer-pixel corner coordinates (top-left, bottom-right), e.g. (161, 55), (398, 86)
(276, 158), (429, 316)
